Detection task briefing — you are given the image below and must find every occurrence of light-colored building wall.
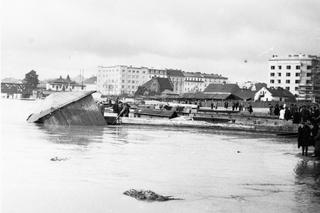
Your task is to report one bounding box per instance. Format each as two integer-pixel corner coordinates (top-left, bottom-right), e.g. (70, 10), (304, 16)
(46, 83), (85, 91)
(148, 69), (167, 79)
(169, 76), (184, 94)
(268, 54), (318, 100)
(97, 65), (149, 95)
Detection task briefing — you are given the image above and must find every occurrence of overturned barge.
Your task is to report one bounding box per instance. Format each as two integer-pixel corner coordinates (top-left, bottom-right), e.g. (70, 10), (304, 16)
(27, 91), (106, 126)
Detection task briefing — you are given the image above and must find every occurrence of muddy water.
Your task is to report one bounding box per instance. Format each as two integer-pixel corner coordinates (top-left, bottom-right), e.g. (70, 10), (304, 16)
(1, 99), (320, 213)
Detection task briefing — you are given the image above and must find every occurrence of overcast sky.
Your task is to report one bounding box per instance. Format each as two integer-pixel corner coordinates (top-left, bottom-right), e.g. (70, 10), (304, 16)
(2, 0), (320, 82)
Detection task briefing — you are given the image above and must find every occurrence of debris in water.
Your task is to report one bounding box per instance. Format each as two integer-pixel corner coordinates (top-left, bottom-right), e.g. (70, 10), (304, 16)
(123, 189), (182, 201)
(50, 157), (68, 161)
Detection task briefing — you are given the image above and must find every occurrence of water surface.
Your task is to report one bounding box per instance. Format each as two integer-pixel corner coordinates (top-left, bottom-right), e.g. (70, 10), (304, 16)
(1, 99), (320, 212)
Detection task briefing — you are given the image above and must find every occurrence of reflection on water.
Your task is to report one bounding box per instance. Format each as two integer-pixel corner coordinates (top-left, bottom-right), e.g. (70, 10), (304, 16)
(1, 99), (320, 213)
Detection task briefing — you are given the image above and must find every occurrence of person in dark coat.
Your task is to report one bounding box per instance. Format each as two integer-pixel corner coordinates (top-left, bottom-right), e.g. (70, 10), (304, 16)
(298, 122), (312, 156)
(274, 104), (280, 116)
(284, 107), (291, 121)
(248, 105), (253, 114)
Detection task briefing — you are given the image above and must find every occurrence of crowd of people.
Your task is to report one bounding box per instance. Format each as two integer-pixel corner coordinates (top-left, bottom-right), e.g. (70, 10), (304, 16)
(268, 103), (320, 158)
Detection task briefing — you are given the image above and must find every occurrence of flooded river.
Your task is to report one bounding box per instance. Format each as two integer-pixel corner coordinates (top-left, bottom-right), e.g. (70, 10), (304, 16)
(1, 99), (320, 212)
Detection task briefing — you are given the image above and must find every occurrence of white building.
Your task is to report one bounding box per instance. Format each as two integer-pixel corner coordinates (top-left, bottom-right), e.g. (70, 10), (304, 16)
(254, 87), (295, 102)
(97, 65), (149, 95)
(183, 72), (205, 93)
(202, 73), (228, 89)
(268, 54), (320, 101)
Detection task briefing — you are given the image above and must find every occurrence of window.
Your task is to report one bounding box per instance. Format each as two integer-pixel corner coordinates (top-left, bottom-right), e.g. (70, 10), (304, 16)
(307, 80), (311, 84)
(285, 87), (290, 90)
(278, 80), (281, 83)
(278, 65), (282, 70)
(278, 73), (281, 77)
(286, 65), (291, 69)
(286, 73), (290, 77)
(122, 85), (124, 88)
(286, 80), (290, 83)
(122, 80), (124, 83)
(295, 87), (299, 91)
(132, 80), (135, 83)
(295, 80), (300, 84)
(128, 80), (130, 83)
(296, 65), (300, 69)
(271, 65), (275, 70)
(132, 86), (135, 89)
(296, 73), (300, 77)
(307, 65), (312, 69)
(307, 73), (312, 77)
(270, 80), (274, 83)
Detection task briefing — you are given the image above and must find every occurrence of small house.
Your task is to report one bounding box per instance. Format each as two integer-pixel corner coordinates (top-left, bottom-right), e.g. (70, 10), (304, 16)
(135, 77), (174, 96)
(254, 87), (296, 102)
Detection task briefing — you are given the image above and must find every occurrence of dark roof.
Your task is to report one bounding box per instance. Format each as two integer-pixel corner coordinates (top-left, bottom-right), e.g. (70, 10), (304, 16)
(203, 83), (240, 94)
(156, 78), (174, 92)
(254, 83), (267, 91)
(1, 82), (27, 94)
(166, 69), (184, 77)
(49, 75), (78, 85)
(202, 73), (228, 79)
(181, 92), (242, 100)
(183, 72), (202, 78)
(235, 89), (255, 101)
(83, 76), (97, 84)
(266, 87), (295, 98)
(136, 77), (173, 96)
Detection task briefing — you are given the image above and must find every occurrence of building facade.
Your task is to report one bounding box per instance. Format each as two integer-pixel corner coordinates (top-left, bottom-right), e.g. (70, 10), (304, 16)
(202, 73), (228, 89)
(268, 54), (320, 101)
(97, 65), (149, 95)
(166, 69), (184, 94)
(97, 65), (229, 95)
(46, 75), (85, 92)
(148, 68), (167, 79)
(183, 72), (204, 93)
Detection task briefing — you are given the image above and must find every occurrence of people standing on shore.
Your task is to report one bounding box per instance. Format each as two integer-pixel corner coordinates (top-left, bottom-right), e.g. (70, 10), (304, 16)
(224, 101), (228, 109)
(298, 121), (313, 156)
(314, 125), (320, 158)
(274, 104), (280, 116)
(248, 105), (253, 114)
(269, 104), (273, 115)
(279, 106), (285, 120)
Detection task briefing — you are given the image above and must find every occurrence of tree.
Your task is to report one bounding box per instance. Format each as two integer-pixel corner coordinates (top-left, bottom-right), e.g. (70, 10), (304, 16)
(23, 70), (39, 96)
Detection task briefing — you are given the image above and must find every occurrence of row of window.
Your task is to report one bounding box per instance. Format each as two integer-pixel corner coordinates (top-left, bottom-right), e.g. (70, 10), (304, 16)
(270, 72), (300, 77)
(122, 80), (140, 84)
(270, 72), (312, 77)
(271, 65), (312, 70)
(270, 79), (311, 84)
(121, 85), (137, 89)
(270, 79), (300, 84)
(122, 70), (147, 74)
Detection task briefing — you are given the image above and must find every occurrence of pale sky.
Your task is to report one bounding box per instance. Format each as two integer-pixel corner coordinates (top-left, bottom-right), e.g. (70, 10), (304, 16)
(1, 0), (320, 82)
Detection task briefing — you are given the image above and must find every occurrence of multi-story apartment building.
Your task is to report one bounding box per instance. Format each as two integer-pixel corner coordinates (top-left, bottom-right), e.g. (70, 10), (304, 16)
(268, 54), (320, 101)
(183, 72), (204, 93)
(166, 69), (184, 94)
(202, 73), (228, 89)
(148, 68), (167, 79)
(97, 65), (229, 96)
(97, 65), (149, 95)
